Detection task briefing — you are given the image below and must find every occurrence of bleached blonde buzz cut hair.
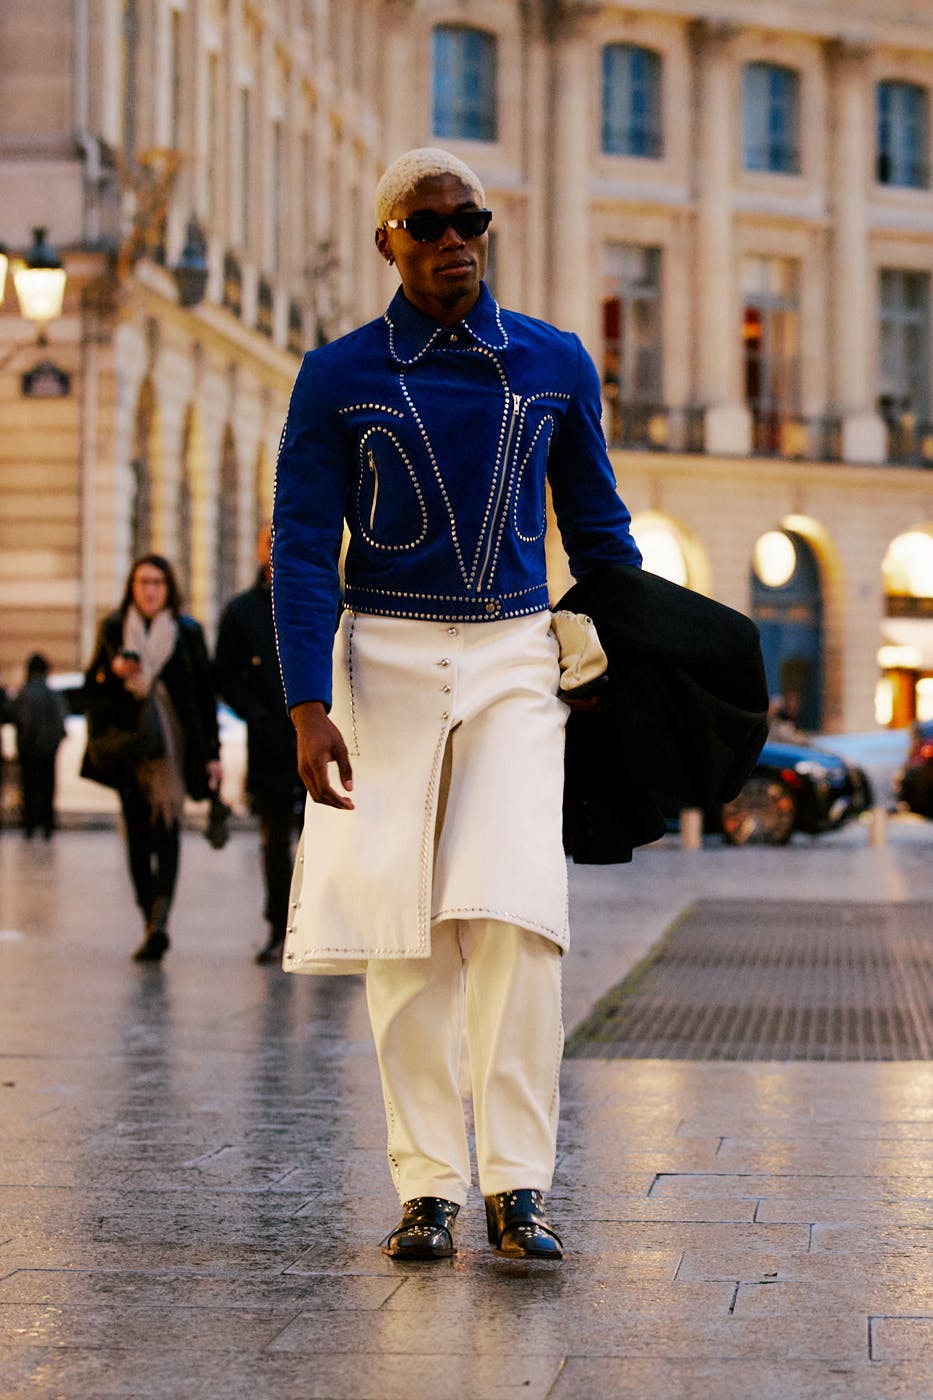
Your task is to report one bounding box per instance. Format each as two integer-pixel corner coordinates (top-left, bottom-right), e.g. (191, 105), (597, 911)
(374, 147), (486, 225)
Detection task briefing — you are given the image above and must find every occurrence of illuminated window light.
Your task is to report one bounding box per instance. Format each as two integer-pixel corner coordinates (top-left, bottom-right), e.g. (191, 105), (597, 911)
(883, 531), (933, 598)
(637, 525), (689, 586)
(917, 678), (933, 722)
(753, 530), (797, 588)
(875, 677), (894, 726)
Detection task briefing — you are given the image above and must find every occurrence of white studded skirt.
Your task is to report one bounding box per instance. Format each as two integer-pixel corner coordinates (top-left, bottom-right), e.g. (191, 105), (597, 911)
(283, 610), (570, 975)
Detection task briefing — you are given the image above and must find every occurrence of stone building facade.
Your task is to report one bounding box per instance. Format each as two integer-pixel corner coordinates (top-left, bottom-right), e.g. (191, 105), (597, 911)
(2, 0), (933, 731)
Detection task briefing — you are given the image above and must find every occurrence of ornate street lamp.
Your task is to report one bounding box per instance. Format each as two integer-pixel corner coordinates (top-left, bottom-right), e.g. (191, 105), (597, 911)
(173, 216), (209, 307)
(13, 227), (68, 343)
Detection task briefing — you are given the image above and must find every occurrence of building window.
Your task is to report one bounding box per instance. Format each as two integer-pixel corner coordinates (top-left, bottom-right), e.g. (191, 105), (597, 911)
(287, 299), (305, 357)
(222, 250), (242, 317)
(743, 63), (800, 174)
(879, 269), (930, 425)
(432, 26), (497, 142)
(257, 276), (274, 338)
(742, 256), (800, 453)
(601, 45), (662, 158)
(601, 244), (662, 446)
(877, 81), (928, 188)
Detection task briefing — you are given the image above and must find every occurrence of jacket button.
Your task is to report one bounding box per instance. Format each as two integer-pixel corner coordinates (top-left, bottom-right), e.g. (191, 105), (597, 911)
(441, 711), (449, 720)
(442, 684), (452, 693)
(447, 626), (458, 636)
(438, 658), (450, 667)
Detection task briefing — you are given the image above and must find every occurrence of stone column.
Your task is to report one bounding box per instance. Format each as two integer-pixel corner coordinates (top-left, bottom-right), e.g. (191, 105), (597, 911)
(549, 22), (592, 341)
(692, 20), (751, 455)
(828, 39), (886, 463)
(522, 11), (550, 320)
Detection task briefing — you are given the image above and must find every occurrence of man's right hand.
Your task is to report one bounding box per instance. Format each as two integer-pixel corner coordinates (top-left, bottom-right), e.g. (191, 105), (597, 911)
(291, 700), (355, 810)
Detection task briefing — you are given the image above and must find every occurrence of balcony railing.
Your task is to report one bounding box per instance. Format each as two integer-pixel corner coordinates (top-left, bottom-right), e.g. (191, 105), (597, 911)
(749, 410), (841, 462)
(606, 402), (933, 468)
(883, 414), (933, 466)
(605, 402), (841, 462)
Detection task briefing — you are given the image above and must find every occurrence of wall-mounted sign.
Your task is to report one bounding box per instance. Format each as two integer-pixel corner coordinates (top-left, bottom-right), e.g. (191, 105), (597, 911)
(21, 359), (71, 398)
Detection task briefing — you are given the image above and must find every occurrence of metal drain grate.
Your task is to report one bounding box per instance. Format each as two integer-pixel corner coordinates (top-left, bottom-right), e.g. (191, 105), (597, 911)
(567, 900), (933, 1061)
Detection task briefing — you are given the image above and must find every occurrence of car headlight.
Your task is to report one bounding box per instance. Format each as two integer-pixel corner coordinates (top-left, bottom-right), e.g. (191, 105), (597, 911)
(794, 760), (828, 779)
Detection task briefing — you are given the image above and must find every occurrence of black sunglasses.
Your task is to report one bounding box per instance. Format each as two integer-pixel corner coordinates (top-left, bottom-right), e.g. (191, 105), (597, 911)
(381, 208), (492, 243)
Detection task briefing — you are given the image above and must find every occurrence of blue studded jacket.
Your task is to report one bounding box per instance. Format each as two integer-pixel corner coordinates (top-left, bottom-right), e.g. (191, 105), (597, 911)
(272, 283), (642, 709)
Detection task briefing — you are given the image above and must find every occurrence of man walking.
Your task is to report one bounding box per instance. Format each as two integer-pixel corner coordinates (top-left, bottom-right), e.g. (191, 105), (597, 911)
(13, 653), (67, 840)
(216, 523), (301, 964)
(272, 147), (641, 1260)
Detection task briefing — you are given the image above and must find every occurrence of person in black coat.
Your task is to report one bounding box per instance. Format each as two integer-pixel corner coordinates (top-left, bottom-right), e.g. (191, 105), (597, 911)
(13, 653), (67, 840)
(215, 523), (301, 964)
(81, 554), (222, 961)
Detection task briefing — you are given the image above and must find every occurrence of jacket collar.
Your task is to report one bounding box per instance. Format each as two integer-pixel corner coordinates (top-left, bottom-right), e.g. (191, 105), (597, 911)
(383, 282), (508, 365)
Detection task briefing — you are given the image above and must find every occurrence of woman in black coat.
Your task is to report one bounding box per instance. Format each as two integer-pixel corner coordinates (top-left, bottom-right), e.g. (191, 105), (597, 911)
(82, 554), (222, 961)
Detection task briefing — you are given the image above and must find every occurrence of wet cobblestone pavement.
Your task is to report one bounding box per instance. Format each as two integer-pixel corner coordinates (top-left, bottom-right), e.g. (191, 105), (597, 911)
(2, 820), (933, 1398)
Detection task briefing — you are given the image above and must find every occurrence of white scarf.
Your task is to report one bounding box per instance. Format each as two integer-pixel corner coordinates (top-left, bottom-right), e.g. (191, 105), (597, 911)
(122, 605), (178, 698)
(122, 604), (185, 824)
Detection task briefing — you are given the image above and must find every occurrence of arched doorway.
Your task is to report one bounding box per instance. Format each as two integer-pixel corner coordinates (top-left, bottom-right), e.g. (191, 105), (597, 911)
(751, 528), (824, 730)
(629, 511), (712, 592)
(880, 528), (933, 725)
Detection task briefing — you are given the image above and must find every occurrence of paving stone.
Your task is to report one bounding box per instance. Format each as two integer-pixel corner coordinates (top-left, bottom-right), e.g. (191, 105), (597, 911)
(269, 1280), (738, 1357)
(4, 826), (933, 1396)
(0, 1345), (563, 1400)
(1, 1301), (301, 1351)
(734, 1279), (933, 1319)
(0, 1268), (401, 1309)
(551, 1356), (932, 1400)
(870, 1315), (933, 1362)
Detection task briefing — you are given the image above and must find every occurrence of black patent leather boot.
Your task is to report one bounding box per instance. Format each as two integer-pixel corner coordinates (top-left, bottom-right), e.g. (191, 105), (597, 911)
(485, 1189), (563, 1260)
(381, 1196), (460, 1260)
(133, 897), (170, 962)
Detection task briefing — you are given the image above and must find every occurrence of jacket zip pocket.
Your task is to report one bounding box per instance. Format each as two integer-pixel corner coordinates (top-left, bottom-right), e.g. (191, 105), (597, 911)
(367, 449), (379, 532)
(476, 392), (522, 593)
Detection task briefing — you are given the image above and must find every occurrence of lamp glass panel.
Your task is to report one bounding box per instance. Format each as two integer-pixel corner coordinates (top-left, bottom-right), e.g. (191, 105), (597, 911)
(14, 266), (67, 326)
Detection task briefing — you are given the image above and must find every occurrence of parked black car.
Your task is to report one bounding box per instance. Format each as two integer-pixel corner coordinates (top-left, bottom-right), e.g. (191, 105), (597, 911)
(896, 720), (933, 819)
(718, 736), (873, 845)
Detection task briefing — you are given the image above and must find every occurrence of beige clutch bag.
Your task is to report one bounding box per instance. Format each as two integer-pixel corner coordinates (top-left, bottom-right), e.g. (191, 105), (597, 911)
(550, 610), (609, 692)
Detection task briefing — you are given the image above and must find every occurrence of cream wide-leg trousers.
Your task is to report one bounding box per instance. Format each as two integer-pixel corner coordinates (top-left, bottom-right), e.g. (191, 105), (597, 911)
(366, 917), (563, 1205)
